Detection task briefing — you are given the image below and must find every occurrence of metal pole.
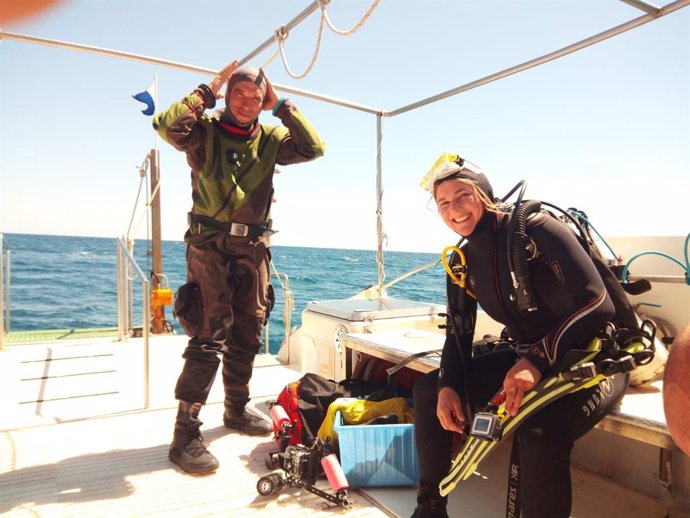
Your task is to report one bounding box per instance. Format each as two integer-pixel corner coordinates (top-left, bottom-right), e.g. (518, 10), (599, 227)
(385, 0), (690, 117)
(1, 0), (686, 116)
(116, 237), (151, 408)
(143, 286), (150, 409)
(149, 148), (166, 334)
(627, 274), (689, 284)
(0, 30), (381, 115)
(116, 241), (124, 341)
(619, 0), (662, 15)
(375, 114), (385, 296)
(237, 1), (321, 66)
(127, 239), (134, 334)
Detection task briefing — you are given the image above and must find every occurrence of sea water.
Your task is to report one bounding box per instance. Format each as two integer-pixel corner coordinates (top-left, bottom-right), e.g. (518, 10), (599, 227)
(3, 233), (447, 353)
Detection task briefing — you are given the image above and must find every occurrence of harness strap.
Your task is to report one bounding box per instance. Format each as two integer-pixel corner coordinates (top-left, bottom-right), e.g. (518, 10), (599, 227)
(563, 320), (656, 381)
(439, 320), (656, 498)
(439, 358), (607, 496)
(366, 349), (443, 402)
(188, 212), (275, 238)
(385, 349), (443, 377)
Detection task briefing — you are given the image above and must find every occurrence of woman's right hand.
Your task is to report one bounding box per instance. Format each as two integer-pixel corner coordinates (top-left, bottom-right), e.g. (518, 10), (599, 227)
(437, 386), (465, 433)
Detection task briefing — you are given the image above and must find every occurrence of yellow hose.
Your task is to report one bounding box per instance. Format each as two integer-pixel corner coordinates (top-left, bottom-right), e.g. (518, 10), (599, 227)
(441, 245), (475, 298)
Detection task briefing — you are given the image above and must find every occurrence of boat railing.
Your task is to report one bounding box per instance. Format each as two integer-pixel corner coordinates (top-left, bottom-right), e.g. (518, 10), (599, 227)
(269, 268), (294, 359)
(116, 236), (151, 408)
(0, 234), (11, 350)
(112, 238), (294, 402)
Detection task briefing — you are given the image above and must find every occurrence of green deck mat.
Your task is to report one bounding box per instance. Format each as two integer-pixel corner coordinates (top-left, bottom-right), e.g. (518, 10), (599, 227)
(3, 327), (119, 344)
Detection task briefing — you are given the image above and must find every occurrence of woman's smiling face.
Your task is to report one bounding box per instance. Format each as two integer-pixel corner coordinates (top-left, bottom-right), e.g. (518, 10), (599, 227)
(434, 179), (486, 237)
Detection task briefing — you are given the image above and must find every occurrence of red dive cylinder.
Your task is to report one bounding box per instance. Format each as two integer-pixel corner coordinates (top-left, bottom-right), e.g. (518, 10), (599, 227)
(321, 453), (349, 491)
(271, 405), (291, 428)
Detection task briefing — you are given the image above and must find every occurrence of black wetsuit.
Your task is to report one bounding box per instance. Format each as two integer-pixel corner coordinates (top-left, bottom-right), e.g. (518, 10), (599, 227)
(413, 209), (629, 518)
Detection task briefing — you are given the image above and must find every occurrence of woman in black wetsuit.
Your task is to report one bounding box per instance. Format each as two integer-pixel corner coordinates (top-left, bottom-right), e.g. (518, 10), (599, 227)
(410, 153), (630, 518)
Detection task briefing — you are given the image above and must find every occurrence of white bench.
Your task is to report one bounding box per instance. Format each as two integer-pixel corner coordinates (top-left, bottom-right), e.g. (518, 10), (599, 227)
(341, 327), (674, 450)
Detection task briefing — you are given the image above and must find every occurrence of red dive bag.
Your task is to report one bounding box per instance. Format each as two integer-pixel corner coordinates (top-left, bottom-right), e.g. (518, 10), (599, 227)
(274, 379), (304, 446)
(272, 373), (361, 447)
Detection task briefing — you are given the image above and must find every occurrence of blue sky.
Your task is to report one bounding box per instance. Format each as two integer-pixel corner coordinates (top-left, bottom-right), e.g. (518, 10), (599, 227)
(1, 0), (688, 253)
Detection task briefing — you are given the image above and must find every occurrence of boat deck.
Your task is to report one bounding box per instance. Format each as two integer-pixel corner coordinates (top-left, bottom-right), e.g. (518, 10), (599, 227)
(0, 334), (681, 517)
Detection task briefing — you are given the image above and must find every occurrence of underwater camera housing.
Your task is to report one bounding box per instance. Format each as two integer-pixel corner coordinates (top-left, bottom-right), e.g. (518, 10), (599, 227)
(470, 412), (503, 441)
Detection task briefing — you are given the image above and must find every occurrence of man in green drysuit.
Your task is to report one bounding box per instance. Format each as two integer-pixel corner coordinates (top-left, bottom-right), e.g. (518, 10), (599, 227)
(154, 59), (325, 474)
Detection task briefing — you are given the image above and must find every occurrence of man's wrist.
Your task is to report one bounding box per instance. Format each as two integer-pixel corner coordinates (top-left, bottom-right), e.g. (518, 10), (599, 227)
(272, 97), (288, 116)
(196, 84), (216, 109)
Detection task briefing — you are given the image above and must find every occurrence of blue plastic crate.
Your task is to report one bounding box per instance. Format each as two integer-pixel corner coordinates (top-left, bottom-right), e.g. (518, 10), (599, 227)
(334, 409), (419, 487)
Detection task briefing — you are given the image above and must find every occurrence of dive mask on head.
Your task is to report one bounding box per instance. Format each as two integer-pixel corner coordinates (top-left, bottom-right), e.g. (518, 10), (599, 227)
(420, 152), (493, 199)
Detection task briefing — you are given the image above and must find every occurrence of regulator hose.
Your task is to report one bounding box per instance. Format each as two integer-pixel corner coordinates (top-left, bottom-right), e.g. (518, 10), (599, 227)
(508, 199), (542, 312)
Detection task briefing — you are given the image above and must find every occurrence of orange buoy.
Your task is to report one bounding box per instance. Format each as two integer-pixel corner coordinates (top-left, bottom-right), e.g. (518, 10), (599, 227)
(0, 0), (63, 23)
(663, 323), (690, 456)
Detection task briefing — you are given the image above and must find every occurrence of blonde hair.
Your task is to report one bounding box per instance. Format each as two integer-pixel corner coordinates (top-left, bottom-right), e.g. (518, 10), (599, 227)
(433, 177), (504, 216)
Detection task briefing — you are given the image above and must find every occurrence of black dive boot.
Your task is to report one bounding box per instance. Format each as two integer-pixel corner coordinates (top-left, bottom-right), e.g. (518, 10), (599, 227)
(221, 359), (272, 436)
(169, 401), (219, 474)
(409, 483), (449, 518)
(223, 402), (273, 436)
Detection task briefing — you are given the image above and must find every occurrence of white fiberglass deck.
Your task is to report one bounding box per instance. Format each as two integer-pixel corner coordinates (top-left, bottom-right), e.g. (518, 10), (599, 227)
(0, 334), (393, 518)
(0, 334), (679, 517)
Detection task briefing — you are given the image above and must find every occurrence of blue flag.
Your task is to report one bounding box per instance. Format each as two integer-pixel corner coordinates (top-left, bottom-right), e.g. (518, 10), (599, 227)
(132, 80), (156, 116)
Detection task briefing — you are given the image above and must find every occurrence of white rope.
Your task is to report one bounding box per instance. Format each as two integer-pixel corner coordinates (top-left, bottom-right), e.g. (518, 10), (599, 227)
(270, 260), (288, 291)
(375, 117), (387, 293)
(126, 150), (162, 244)
(128, 179), (161, 241)
(130, 206), (149, 239)
(146, 182), (161, 209)
(260, 47), (281, 70)
(126, 175), (147, 240)
(320, 0), (381, 36)
(126, 152), (151, 241)
(269, 261), (295, 352)
(276, 13), (326, 79)
(380, 259), (438, 291)
(283, 289), (295, 326)
(271, 0), (381, 80)
(126, 264), (138, 282)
